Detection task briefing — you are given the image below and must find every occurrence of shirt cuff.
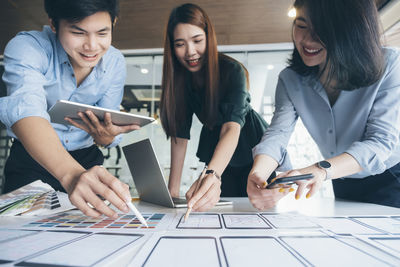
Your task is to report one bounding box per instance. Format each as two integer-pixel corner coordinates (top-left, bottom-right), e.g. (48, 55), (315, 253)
(104, 134), (122, 148)
(252, 145), (293, 171)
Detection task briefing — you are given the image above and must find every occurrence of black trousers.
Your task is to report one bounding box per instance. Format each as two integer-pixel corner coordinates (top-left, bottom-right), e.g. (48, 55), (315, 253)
(220, 164), (275, 197)
(3, 140), (104, 193)
(333, 163), (400, 208)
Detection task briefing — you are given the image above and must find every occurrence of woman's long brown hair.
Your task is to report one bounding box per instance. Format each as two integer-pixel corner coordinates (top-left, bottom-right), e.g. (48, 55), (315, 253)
(160, 3), (219, 139)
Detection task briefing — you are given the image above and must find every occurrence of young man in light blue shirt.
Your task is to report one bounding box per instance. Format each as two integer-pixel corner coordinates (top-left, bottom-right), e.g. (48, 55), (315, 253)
(0, 0), (139, 218)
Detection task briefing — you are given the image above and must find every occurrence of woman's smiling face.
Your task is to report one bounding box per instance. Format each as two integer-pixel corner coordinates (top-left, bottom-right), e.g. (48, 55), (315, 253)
(293, 7), (327, 70)
(173, 23), (207, 72)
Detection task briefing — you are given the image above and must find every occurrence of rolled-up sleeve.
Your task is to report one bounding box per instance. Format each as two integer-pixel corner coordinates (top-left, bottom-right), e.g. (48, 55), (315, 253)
(346, 52), (400, 175)
(219, 63), (248, 128)
(0, 35), (50, 129)
(252, 75), (298, 171)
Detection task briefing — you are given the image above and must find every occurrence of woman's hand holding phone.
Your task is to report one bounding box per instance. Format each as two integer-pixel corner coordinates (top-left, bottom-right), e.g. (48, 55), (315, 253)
(269, 169), (328, 200)
(266, 173), (314, 189)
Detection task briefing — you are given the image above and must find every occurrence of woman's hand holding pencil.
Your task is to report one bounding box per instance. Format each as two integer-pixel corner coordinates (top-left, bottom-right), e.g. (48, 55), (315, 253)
(184, 166), (222, 221)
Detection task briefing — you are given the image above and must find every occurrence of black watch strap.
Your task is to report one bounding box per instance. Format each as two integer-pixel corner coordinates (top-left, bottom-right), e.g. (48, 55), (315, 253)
(205, 169), (221, 180)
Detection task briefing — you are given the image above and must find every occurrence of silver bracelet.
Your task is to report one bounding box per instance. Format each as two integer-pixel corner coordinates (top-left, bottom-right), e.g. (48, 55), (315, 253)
(205, 169), (221, 180)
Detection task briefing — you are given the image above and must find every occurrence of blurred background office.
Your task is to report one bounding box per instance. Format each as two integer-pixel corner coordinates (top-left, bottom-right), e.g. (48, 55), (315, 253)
(0, 0), (399, 197)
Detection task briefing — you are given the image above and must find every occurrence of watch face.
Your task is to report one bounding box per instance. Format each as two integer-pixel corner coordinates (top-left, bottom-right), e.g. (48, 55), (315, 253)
(319, 161), (331, 168)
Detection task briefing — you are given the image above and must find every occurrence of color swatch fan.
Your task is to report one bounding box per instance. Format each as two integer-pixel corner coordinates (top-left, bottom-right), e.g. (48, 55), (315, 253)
(0, 180), (74, 216)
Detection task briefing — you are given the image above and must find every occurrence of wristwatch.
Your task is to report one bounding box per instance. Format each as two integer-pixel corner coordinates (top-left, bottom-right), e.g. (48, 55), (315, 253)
(317, 160), (332, 181)
(205, 169), (221, 180)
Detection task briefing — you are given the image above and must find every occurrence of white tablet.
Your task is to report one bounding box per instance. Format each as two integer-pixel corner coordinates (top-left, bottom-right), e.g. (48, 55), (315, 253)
(48, 100), (155, 127)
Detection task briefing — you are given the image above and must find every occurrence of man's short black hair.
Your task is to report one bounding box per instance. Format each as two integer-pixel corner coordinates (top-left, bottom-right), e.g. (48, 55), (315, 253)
(44, 0), (119, 30)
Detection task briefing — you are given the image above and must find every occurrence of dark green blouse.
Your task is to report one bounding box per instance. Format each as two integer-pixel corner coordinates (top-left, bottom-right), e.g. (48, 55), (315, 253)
(177, 54), (268, 167)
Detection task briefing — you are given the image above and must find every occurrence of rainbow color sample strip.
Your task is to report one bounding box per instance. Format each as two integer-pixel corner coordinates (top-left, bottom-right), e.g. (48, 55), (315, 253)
(20, 191), (60, 215)
(22, 212), (165, 229)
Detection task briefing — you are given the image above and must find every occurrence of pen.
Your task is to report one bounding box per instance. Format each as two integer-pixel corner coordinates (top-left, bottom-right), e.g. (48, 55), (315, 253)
(126, 200), (148, 227)
(184, 165), (208, 222)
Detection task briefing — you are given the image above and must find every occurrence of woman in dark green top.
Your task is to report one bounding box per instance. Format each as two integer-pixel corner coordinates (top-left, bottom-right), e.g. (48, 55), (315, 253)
(160, 3), (270, 211)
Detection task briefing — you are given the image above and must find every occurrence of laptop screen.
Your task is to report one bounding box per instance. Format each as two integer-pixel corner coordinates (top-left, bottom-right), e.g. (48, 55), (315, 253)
(122, 139), (175, 208)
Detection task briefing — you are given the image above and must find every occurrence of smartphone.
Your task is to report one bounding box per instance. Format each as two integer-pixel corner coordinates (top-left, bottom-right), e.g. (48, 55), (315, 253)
(266, 173), (314, 189)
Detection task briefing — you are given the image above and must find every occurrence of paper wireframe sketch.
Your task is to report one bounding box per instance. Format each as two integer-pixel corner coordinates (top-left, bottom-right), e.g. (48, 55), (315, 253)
(220, 236), (303, 267)
(352, 217), (400, 234)
(312, 217), (383, 235)
(18, 233), (142, 267)
(141, 236), (222, 267)
(262, 213), (320, 229)
(222, 214), (271, 229)
(177, 213), (222, 229)
(370, 237), (400, 254)
(0, 231), (87, 262)
(0, 229), (38, 243)
(281, 235), (393, 266)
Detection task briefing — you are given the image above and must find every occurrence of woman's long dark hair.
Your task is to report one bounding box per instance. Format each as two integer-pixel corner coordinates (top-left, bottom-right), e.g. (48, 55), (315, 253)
(160, 3), (219, 138)
(289, 0), (385, 90)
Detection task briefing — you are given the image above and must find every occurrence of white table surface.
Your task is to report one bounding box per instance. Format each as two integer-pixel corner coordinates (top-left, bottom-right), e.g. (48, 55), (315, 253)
(1, 196), (400, 267)
(1, 196), (400, 227)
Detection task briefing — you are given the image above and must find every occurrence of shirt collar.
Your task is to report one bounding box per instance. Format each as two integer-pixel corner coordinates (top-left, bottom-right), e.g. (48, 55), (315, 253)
(302, 74), (332, 107)
(56, 38), (69, 66)
(302, 74), (323, 92)
(96, 56), (106, 75)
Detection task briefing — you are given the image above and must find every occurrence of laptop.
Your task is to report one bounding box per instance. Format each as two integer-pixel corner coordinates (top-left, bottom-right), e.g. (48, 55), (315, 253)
(122, 138), (232, 208)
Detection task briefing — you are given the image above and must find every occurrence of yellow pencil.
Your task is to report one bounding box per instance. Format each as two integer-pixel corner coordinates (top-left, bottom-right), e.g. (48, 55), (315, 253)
(183, 166), (208, 222)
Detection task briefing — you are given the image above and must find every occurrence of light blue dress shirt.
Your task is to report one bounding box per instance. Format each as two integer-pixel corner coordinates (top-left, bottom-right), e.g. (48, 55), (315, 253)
(253, 47), (400, 178)
(0, 26), (126, 151)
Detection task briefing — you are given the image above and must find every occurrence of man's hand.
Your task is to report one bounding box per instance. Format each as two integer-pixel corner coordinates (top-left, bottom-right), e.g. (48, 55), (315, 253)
(62, 165), (131, 218)
(65, 111), (140, 146)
